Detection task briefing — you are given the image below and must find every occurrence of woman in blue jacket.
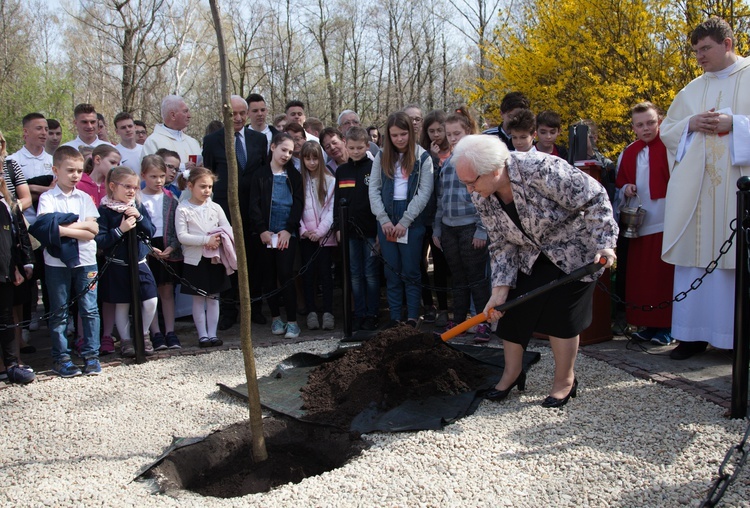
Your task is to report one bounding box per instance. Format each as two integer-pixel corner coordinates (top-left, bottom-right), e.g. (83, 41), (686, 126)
(368, 112), (433, 327)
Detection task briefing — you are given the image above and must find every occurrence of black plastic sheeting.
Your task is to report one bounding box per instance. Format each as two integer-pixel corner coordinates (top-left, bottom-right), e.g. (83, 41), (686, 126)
(219, 344), (541, 433)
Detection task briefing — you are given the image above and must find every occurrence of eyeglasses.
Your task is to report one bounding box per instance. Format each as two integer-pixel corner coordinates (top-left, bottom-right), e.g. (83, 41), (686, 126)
(115, 183), (139, 192)
(135, 130), (147, 136)
(341, 119), (360, 126)
(410, 117), (423, 123)
(459, 173), (482, 189)
(165, 164), (178, 170)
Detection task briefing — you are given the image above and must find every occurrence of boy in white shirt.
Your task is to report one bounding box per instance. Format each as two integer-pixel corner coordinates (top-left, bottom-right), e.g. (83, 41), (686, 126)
(35, 146), (101, 377)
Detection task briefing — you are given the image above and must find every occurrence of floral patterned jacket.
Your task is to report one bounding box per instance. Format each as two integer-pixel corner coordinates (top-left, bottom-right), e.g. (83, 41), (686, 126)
(473, 151), (618, 288)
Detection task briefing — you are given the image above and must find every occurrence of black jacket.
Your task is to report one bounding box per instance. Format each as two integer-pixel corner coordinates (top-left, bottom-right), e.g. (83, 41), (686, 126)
(202, 126), (268, 223)
(247, 164), (303, 236)
(95, 204), (156, 264)
(0, 201), (33, 282)
(333, 157), (378, 238)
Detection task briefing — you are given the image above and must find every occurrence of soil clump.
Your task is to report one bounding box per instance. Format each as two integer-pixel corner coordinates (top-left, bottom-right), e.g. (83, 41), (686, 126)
(301, 324), (494, 429)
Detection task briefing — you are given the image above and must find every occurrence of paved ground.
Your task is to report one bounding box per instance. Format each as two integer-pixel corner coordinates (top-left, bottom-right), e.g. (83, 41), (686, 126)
(7, 305), (745, 417)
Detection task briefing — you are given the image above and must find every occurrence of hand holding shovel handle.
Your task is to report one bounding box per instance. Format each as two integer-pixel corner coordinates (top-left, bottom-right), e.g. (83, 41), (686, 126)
(439, 258), (607, 342)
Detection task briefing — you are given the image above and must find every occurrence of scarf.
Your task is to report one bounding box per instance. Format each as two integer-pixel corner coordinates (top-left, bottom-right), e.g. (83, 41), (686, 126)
(100, 195), (135, 213)
(616, 134), (669, 199)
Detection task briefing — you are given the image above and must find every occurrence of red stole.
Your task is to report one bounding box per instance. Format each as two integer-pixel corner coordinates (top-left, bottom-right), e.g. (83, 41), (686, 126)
(616, 134), (669, 199)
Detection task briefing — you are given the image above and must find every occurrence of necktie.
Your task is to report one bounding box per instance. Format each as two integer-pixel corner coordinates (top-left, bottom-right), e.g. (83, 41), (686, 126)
(235, 131), (246, 170)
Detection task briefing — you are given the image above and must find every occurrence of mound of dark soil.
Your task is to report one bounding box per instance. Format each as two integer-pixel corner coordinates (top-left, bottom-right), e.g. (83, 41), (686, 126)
(300, 324), (493, 429)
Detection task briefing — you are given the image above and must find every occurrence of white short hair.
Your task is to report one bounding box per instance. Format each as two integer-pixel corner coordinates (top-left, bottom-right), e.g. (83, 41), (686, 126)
(161, 95), (185, 121)
(230, 95), (248, 109)
(452, 135), (510, 176)
(337, 109), (358, 125)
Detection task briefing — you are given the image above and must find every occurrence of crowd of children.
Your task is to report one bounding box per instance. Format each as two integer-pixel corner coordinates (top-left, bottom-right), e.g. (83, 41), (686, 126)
(1, 93), (675, 385)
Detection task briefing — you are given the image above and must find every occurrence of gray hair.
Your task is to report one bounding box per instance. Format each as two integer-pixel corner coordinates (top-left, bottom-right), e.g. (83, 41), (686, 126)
(337, 109), (358, 125)
(161, 95), (186, 121)
(452, 135), (510, 176)
(230, 95), (248, 109)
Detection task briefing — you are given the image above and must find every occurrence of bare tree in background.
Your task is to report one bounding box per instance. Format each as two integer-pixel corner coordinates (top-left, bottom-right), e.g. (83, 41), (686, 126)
(300, 0), (341, 125)
(67, 0), (181, 115)
(226, 0), (269, 98)
(444, 0), (509, 120)
(263, 0), (308, 112)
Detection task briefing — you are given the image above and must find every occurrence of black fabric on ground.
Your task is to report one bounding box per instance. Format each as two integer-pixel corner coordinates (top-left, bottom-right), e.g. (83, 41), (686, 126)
(219, 345), (541, 433)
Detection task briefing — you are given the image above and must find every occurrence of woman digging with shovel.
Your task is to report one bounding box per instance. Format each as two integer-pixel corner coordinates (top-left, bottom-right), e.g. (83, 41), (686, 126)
(452, 135), (618, 408)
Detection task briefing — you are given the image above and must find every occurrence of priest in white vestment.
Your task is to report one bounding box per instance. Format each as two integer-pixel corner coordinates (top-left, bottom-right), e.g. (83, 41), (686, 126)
(660, 17), (750, 359)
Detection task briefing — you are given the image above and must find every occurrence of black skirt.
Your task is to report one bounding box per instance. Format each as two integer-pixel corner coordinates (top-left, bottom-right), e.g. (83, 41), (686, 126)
(497, 254), (596, 348)
(147, 237), (182, 286)
(180, 257), (231, 296)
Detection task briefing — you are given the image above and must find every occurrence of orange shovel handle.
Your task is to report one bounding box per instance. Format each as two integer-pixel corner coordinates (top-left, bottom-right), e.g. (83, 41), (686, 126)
(439, 258), (607, 342)
(440, 312), (488, 341)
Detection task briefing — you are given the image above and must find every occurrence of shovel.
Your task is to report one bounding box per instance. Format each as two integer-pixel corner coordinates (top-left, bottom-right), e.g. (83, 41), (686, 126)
(440, 258), (607, 341)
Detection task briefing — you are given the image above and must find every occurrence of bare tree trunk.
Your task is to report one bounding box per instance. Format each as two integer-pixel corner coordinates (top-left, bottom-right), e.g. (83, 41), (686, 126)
(441, 33), (448, 109)
(122, 28), (135, 112)
(208, 0), (267, 463)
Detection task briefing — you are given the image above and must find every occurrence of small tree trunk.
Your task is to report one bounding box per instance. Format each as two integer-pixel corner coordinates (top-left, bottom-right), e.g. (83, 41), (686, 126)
(208, 0), (267, 463)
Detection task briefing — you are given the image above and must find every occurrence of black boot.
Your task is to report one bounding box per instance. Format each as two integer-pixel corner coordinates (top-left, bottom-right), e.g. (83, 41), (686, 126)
(669, 340), (708, 360)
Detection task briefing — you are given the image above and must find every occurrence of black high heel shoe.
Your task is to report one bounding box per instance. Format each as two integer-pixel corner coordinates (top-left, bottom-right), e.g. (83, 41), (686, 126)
(485, 371), (527, 402)
(541, 378), (578, 408)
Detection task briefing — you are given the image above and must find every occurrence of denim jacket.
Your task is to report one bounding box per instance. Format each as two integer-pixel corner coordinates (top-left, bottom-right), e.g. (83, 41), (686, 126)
(369, 146), (433, 229)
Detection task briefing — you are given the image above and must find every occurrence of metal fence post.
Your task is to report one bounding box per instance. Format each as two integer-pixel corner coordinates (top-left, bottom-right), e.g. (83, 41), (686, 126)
(128, 229), (145, 364)
(339, 199), (352, 339)
(732, 176), (750, 418)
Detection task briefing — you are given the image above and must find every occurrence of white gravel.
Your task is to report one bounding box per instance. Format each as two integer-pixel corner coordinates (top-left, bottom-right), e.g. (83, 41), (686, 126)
(2, 340), (749, 507)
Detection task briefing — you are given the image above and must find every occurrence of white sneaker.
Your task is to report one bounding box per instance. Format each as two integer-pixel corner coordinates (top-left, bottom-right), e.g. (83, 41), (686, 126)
(306, 312), (319, 330)
(21, 328), (30, 343)
(322, 312), (334, 330)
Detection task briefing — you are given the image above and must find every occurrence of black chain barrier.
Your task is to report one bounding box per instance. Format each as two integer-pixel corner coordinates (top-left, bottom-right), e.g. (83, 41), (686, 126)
(613, 220), (737, 352)
(1, 226), (336, 330)
(0, 237), (123, 331)
(605, 218), (737, 313)
(701, 418), (750, 507)
(140, 227), (336, 306)
(4, 218), (737, 331)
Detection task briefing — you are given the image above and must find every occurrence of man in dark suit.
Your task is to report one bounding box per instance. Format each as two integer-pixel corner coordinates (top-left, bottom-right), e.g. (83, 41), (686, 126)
(203, 95), (269, 328)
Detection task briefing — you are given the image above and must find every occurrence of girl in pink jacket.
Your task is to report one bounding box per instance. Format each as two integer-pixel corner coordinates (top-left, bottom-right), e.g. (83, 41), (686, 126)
(299, 141), (337, 330)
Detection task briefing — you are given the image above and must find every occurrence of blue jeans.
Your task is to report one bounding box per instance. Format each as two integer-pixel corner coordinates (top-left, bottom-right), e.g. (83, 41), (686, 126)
(378, 200), (425, 321)
(46, 264), (101, 361)
(348, 236), (380, 318)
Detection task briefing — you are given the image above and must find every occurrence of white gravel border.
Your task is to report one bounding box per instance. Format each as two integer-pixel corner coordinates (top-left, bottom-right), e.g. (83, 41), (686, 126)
(2, 339), (749, 507)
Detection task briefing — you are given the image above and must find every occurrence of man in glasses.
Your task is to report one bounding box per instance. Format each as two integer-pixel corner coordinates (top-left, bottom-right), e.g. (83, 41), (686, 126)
(134, 121), (148, 145)
(660, 17), (750, 360)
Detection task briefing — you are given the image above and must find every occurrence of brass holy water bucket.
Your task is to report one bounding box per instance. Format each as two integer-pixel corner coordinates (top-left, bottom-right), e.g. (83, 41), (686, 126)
(620, 194), (646, 239)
